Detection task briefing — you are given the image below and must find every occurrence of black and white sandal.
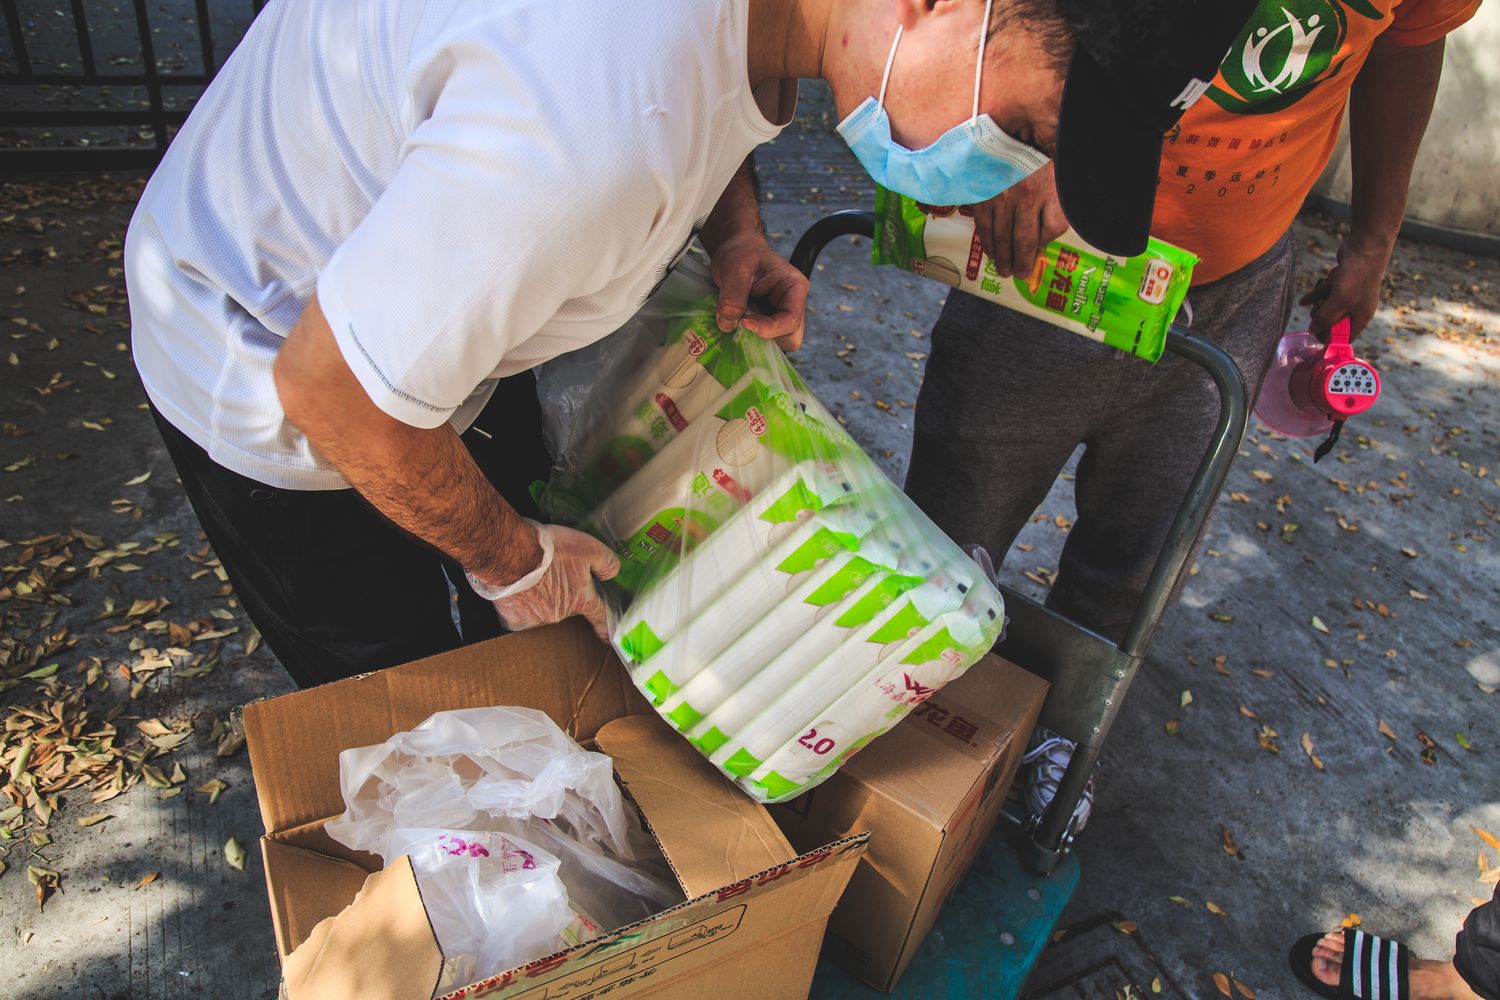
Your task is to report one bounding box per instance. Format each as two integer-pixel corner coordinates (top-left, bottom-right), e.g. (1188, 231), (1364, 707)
(1289, 927), (1411, 999)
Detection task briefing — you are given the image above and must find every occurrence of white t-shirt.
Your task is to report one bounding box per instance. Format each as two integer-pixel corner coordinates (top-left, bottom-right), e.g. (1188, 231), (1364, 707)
(127, 0), (795, 489)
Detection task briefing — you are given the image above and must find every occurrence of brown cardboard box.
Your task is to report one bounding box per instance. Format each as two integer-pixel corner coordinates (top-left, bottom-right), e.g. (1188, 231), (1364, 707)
(769, 654), (1047, 991)
(244, 620), (869, 1000)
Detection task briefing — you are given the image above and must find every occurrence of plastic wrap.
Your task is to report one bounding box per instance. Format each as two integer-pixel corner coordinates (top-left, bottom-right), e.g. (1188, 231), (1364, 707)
(870, 184), (1197, 363)
(537, 258), (1006, 804)
(324, 707), (682, 995)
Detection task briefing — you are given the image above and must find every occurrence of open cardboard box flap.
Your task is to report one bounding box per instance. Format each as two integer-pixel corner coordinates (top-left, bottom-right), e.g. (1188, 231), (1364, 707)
(247, 622), (867, 1000)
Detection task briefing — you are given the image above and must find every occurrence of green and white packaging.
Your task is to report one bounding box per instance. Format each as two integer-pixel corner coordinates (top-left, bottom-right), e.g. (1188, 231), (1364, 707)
(629, 508), (874, 711)
(698, 562), (987, 785)
(746, 590), (1004, 800)
(613, 460), (852, 664)
(871, 185), (1197, 363)
(537, 258), (1006, 804)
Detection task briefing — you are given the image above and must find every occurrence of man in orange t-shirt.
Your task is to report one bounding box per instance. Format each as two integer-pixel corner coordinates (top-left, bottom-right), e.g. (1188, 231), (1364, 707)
(901, 0), (1479, 833)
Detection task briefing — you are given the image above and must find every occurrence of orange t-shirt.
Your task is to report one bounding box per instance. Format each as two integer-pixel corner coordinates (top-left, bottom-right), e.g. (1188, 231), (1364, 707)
(1151, 0), (1480, 284)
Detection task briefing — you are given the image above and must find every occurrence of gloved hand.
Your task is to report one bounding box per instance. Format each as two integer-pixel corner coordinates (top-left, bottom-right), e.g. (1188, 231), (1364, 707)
(465, 520), (620, 641)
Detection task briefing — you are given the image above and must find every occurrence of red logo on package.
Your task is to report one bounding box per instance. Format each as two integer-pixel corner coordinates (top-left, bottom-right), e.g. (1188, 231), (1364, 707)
(745, 406), (767, 437)
(966, 231), (984, 281)
(903, 673), (935, 699)
(655, 392), (688, 432)
(684, 331), (708, 357)
(712, 467), (751, 502)
(646, 522), (672, 544)
(940, 648), (963, 667)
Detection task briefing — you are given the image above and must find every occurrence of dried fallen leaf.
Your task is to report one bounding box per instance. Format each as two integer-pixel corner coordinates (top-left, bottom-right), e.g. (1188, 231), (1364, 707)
(28, 866), (60, 911)
(1112, 920), (1137, 935)
(225, 837), (247, 872)
(1400, 547), (1419, 558)
(1180, 690), (1193, 708)
(216, 730), (247, 758)
(1301, 732), (1325, 770)
(1235, 980), (1257, 999)
(1168, 895), (1194, 908)
(1214, 972), (1232, 996)
(1311, 615), (1330, 634)
(136, 871), (160, 890)
(1378, 720), (1398, 742)
(77, 813), (112, 828)
(1456, 731), (1473, 751)
(1220, 825), (1243, 859)
(196, 778), (228, 805)
(1474, 827), (1500, 852)
(1152, 978), (1163, 994)
(1409, 589), (1428, 601)
(1164, 719), (1181, 736)
(1237, 705), (1258, 719)
(1206, 901), (1227, 916)
(123, 470), (152, 486)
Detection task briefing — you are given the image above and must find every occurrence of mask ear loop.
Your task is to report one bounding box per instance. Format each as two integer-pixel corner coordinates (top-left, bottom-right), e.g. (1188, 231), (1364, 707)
(971, 0), (996, 122)
(877, 26), (903, 108)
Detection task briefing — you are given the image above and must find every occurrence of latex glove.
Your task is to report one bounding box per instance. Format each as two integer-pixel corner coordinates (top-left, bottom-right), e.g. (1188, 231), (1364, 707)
(709, 233), (810, 351)
(465, 521), (620, 641)
(969, 162), (1069, 279)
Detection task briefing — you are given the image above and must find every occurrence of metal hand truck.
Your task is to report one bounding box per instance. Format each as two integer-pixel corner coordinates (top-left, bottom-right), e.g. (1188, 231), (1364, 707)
(788, 212), (1250, 999)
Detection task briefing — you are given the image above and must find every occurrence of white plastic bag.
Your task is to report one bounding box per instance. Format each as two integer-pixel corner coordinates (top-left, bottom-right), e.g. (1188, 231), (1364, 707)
(536, 259), (1006, 804)
(324, 707), (681, 995)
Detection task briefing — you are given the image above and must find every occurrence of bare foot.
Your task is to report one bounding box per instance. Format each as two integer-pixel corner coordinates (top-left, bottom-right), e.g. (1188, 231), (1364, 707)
(1308, 930), (1483, 1000)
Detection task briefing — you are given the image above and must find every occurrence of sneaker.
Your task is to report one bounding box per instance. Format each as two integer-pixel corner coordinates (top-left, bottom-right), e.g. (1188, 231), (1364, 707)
(1021, 727), (1094, 835)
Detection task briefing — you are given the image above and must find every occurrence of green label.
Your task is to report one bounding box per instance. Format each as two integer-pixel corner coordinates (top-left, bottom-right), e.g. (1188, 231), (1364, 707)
(834, 573), (923, 628)
(611, 506), (723, 594)
(774, 528), (858, 576)
(758, 476), (825, 524)
(803, 555), (877, 607)
(665, 700), (705, 732)
(867, 599), (933, 646)
(721, 747), (762, 777)
(753, 770), (804, 802)
(642, 669), (677, 706)
(618, 620), (665, 665)
(692, 726), (730, 755)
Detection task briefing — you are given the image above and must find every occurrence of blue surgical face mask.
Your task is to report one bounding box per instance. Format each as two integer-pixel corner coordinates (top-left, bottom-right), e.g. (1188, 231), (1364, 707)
(837, 0), (1049, 206)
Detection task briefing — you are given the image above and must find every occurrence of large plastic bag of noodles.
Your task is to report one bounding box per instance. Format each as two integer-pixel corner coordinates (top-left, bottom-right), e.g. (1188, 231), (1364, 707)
(536, 257), (1004, 804)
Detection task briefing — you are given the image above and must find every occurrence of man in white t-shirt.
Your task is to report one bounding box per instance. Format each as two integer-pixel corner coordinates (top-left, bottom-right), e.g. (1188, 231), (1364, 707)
(127, 0), (1256, 687)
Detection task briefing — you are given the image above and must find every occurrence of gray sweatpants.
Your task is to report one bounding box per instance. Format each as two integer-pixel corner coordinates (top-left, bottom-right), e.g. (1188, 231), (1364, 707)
(904, 234), (1299, 641)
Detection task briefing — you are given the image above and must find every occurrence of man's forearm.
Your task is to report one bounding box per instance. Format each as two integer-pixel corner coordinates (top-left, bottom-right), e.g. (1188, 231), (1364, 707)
(1346, 37), (1445, 255)
(274, 299), (544, 588)
(699, 156), (766, 254)
(326, 420), (544, 587)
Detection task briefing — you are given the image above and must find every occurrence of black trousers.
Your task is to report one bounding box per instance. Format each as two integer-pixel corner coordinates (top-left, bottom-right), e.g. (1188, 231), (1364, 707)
(149, 373), (553, 688)
(1457, 883), (1500, 999)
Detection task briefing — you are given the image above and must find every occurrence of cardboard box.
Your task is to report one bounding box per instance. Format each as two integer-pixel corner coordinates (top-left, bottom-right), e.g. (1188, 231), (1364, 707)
(244, 620), (869, 1000)
(770, 654), (1047, 991)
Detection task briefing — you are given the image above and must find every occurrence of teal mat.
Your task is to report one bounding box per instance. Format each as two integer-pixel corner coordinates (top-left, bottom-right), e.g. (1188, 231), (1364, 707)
(811, 829), (1081, 999)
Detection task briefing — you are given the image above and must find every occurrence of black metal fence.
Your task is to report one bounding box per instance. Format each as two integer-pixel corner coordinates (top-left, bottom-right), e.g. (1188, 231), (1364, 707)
(1, 0), (262, 172)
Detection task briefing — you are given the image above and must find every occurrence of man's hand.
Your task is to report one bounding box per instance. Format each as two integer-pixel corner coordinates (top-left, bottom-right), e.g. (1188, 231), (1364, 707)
(709, 233), (809, 351)
(467, 520), (620, 641)
(970, 162), (1068, 279)
(1299, 237), (1391, 341)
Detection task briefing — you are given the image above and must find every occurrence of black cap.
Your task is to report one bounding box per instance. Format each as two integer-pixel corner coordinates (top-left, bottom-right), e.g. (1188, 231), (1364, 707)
(1053, 0), (1259, 256)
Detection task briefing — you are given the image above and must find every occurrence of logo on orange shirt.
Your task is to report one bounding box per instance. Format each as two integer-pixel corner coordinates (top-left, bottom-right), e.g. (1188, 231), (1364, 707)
(1206, 0), (1383, 115)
